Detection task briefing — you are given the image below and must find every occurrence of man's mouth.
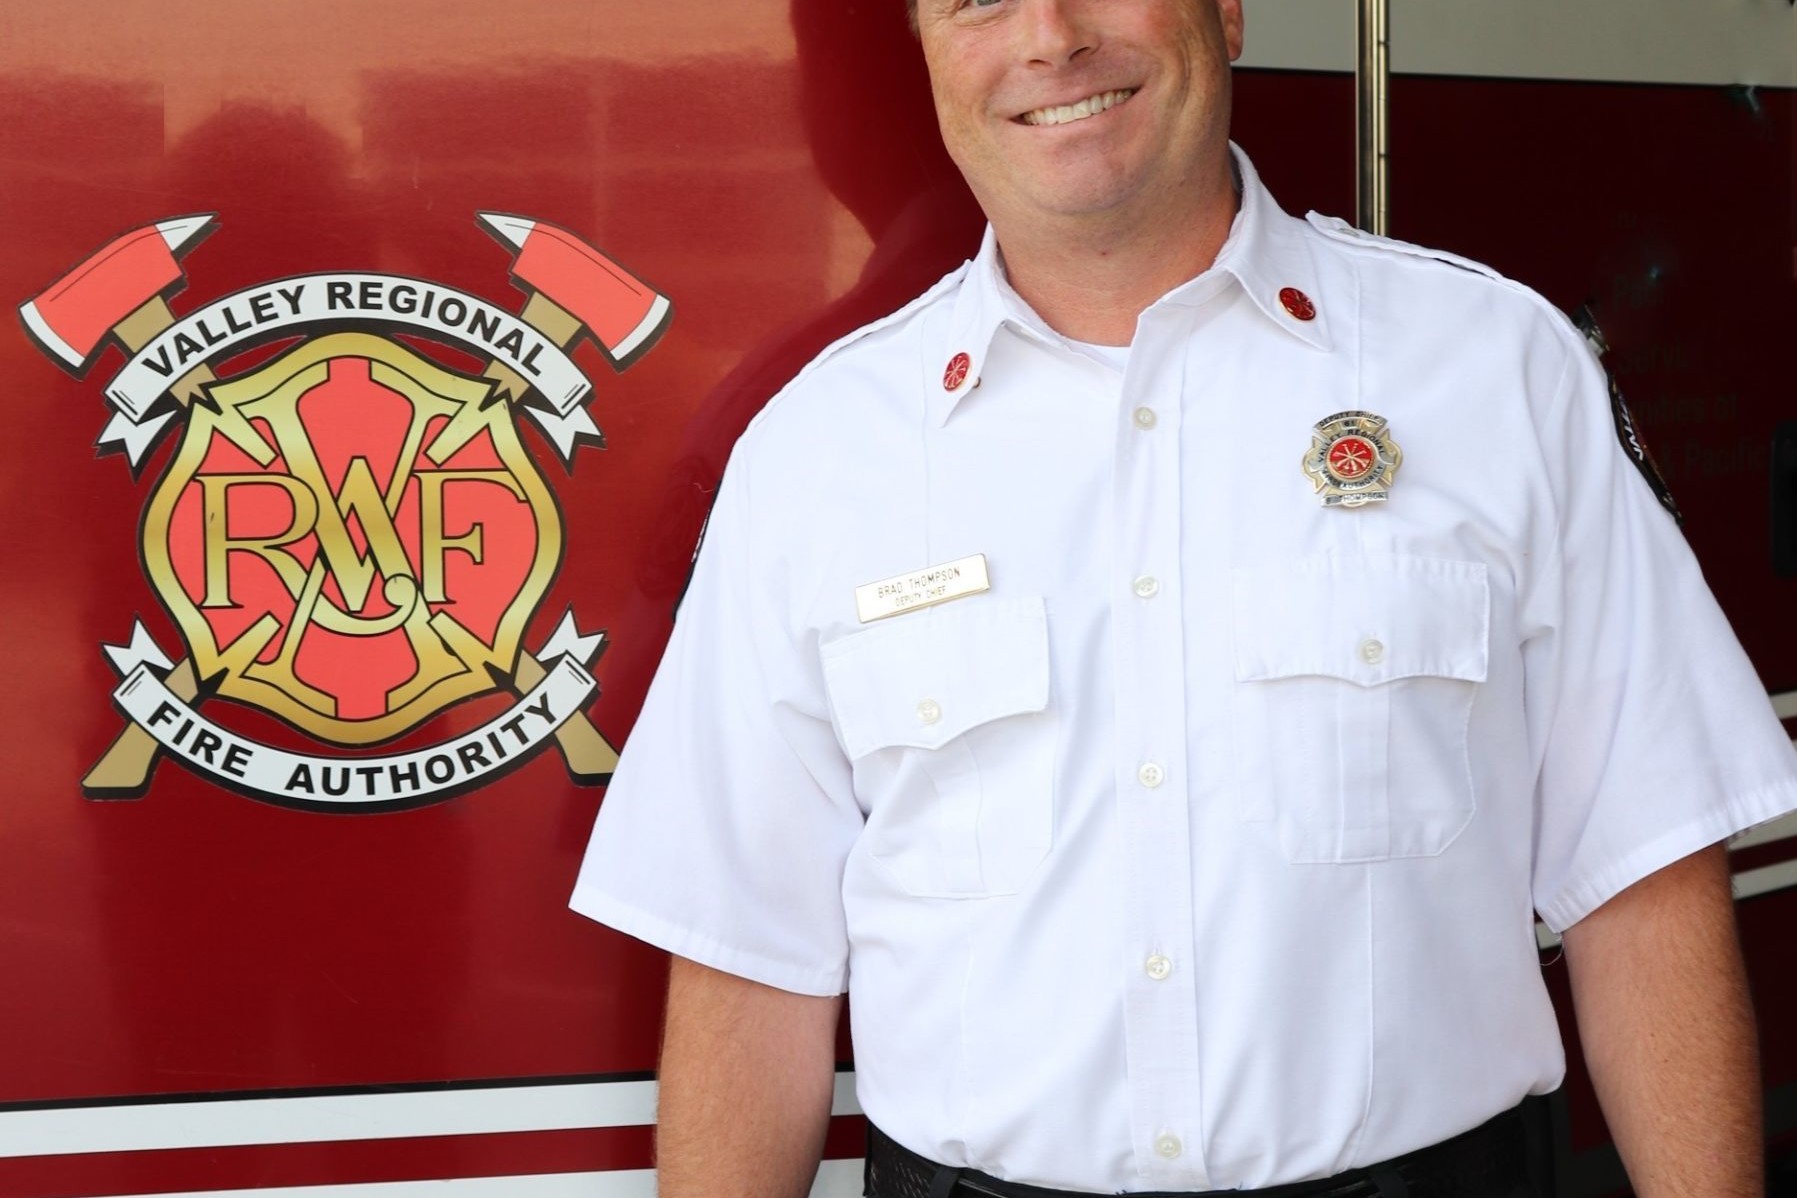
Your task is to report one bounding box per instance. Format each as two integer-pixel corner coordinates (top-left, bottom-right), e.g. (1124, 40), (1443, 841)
(1017, 88), (1137, 128)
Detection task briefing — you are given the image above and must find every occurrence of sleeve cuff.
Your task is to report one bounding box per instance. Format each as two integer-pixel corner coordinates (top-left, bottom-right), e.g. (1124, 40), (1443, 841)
(569, 885), (849, 998)
(1538, 777), (1797, 933)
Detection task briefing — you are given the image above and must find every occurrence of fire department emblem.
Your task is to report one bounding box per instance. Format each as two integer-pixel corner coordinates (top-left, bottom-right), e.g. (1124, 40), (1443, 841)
(19, 213), (671, 810)
(1302, 410), (1402, 507)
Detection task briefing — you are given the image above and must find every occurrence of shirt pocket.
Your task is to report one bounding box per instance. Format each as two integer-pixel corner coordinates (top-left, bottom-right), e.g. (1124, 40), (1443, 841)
(1229, 555), (1489, 863)
(820, 596), (1055, 898)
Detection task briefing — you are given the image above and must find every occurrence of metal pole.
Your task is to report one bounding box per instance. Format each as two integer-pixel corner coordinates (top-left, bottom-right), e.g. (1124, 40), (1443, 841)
(1356, 0), (1390, 235)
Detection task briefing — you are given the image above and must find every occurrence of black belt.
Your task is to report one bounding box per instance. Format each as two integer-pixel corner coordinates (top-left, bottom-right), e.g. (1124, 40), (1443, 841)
(865, 1097), (1554, 1198)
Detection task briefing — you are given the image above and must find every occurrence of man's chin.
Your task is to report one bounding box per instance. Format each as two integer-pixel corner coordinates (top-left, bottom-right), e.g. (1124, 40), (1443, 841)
(1016, 177), (1147, 224)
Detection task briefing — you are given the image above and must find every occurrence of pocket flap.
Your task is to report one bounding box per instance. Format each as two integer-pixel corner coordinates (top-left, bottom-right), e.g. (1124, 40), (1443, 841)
(1231, 555), (1489, 685)
(821, 597), (1050, 759)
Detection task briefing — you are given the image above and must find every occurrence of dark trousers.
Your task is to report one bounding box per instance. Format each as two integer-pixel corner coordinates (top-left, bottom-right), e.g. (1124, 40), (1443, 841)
(865, 1095), (1558, 1198)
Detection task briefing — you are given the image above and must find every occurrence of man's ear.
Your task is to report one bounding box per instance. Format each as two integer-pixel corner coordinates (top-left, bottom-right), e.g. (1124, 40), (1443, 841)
(1219, 0), (1246, 62)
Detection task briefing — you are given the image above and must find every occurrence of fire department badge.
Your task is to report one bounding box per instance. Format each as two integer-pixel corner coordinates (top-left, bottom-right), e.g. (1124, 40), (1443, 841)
(1302, 410), (1402, 507)
(19, 212), (671, 810)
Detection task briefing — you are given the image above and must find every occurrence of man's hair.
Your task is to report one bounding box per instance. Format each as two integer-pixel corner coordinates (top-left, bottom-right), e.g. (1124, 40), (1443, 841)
(905, 0), (919, 34)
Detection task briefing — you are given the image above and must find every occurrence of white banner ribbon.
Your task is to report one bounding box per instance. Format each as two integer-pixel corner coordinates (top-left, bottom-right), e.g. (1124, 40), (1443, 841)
(520, 401), (604, 463)
(100, 272), (598, 465)
(103, 614), (606, 806)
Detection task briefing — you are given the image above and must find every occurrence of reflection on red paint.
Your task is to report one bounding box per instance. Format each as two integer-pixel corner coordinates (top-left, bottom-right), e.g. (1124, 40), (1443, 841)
(0, 4), (1791, 1194)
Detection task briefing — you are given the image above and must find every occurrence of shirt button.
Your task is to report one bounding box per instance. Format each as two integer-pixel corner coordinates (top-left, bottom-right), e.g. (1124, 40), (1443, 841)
(1132, 406), (1158, 430)
(1137, 762), (1165, 789)
(1144, 954), (1173, 981)
(1155, 1133), (1183, 1159)
(916, 699), (942, 725)
(1359, 638), (1385, 665)
(1133, 575), (1160, 599)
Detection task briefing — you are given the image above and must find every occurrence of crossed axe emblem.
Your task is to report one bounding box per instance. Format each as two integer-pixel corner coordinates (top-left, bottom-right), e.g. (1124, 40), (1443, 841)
(21, 212), (671, 798)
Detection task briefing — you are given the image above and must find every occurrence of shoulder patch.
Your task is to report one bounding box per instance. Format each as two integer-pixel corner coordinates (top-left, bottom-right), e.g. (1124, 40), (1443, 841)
(1304, 211), (1504, 282)
(1607, 375), (1682, 526)
(1572, 306), (1682, 527)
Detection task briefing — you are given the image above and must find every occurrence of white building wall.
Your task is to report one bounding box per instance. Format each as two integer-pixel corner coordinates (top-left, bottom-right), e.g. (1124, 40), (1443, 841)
(1239, 0), (1796, 87)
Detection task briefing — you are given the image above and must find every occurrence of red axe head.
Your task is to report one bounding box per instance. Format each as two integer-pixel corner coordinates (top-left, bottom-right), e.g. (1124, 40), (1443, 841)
(19, 214), (217, 376)
(478, 213), (672, 368)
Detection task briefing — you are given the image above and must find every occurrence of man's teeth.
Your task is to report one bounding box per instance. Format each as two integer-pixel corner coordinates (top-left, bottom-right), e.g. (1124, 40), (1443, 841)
(1021, 89), (1136, 127)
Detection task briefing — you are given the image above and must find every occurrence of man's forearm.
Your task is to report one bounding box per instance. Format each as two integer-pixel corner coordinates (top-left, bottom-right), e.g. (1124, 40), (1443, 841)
(656, 955), (843, 1198)
(1562, 844), (1762, 1197)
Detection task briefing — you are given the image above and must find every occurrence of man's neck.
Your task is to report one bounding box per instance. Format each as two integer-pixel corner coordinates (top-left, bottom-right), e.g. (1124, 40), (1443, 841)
(991, 164), (1241, 347)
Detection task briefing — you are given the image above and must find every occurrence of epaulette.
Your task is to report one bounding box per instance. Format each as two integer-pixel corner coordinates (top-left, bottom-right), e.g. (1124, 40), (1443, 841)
(1304, 210), (1584, 343)
(1305, 211), (1506, 284)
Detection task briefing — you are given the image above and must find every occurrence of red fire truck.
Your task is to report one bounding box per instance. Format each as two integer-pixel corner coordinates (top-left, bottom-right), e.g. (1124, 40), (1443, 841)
(0, 3), (1791, 1196)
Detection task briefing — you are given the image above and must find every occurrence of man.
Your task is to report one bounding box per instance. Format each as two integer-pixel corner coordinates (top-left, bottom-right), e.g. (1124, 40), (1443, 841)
(572, 2), (1797, 1195)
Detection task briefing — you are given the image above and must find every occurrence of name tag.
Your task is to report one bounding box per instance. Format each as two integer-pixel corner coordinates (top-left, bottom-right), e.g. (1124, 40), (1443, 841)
(854, 554), (991, 623)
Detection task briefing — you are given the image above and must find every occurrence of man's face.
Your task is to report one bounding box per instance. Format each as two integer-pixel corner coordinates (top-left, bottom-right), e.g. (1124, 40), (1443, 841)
(915, 0), (1244, 229)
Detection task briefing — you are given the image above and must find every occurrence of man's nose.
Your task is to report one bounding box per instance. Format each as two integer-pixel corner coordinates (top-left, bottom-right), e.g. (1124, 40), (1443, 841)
(1019, 0), (1096, 67)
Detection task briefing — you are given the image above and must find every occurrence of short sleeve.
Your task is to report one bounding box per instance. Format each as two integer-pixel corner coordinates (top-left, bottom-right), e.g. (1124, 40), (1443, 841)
(1528, 330), (1797, 932)
(569, 441), (863, 995)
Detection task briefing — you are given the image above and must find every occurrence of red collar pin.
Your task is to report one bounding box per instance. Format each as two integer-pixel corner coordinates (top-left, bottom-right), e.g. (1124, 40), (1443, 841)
(1279, 287), (1317, 322)
(943, 352), (972, 391)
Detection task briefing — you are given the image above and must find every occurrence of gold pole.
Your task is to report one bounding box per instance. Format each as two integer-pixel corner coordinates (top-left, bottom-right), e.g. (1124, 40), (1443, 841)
(1356, 0), (1390, 235)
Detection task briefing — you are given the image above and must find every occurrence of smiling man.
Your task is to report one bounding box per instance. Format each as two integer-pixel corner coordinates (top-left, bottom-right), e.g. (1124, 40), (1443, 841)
(571, 3), (1797, 1196)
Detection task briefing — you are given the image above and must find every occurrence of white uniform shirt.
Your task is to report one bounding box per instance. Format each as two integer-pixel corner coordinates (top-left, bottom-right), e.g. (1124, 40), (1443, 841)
(571, 148), (1797, 1192)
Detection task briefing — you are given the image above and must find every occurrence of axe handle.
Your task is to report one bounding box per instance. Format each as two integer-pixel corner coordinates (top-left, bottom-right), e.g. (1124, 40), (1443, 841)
(482, 293), (585, 406)
(114, 297), (178, 353)
(116, 297), (213, 406)
(521, 291), (582, 347)
(512, 650), (619, 782)
(83, 658), (201, 795)
(477, 304), (619, 781)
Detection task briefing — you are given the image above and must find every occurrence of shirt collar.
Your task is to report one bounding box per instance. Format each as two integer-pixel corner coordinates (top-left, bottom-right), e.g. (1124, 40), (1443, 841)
(930, 143), (1332, 427)
(1210, 146), (1334, 354)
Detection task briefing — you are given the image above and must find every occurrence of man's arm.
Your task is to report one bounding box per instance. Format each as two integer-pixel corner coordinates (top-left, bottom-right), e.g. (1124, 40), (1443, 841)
(1561, 843), (1762, 1197)
(656, 955), (843, 1198)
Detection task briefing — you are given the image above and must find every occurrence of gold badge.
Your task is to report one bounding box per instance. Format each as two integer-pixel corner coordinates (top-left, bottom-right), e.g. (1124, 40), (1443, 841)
(854, 554), (991, 623)
(1302, 410), (1402, 507)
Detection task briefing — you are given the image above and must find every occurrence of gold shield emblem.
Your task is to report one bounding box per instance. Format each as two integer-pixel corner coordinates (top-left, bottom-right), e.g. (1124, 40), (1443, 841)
(141, 332), (562, 745)
(1302, 410), (1403, 507)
